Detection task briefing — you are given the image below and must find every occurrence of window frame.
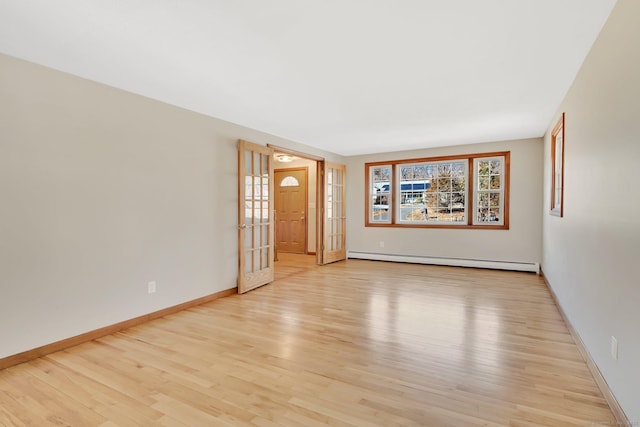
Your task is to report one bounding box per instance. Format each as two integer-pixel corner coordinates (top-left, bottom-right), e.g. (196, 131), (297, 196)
(364, 151), (510, 229)
(550, 113), (564, 217)
(396, 159), (468, 226)
(368, 164), (393, 224)
(472, 156), (506, 226)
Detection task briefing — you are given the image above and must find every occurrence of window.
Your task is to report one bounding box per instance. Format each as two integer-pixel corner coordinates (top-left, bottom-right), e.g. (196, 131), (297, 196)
(397, 160), (466, 224)
(550, 113), (564, 217)
(369, 165), (392, 223)
(474, 157), (505, 224)
(365, 151), (509, 229)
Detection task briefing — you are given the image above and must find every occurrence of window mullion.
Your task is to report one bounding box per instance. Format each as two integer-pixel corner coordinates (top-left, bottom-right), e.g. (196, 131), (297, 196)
(468, 158), (473, 226)
(391, 164), (396, 224)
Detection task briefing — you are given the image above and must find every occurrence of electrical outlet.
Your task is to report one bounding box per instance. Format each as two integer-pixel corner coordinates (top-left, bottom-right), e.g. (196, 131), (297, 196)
(379, 241), (385, 248)
(611, 336), (618, 361)
(148, 281), (157, 294)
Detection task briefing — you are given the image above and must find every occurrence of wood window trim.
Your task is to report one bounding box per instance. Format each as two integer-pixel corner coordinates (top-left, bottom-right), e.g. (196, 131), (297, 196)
(366, 163), (393, 225)
(364, 151), (510, 230)
(550, 113), (565, 217)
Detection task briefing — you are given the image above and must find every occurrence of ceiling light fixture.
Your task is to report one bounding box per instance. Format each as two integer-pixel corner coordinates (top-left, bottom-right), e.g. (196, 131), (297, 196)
(275, 153), (294, 163)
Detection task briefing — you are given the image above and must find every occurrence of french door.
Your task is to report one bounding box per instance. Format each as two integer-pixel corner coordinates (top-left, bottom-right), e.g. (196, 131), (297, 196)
(321, 162), (347, 264)
(237, 140), (274, 293)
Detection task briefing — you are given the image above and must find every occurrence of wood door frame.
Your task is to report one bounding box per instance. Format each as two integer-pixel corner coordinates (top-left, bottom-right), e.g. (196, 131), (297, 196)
(268, 144), (325, 265)
(317, 160), (325, 265)
(274, 167), (309, 255)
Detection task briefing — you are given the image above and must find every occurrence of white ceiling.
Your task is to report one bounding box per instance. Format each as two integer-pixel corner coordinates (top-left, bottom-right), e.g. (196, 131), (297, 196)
(0, 0), (616, 156)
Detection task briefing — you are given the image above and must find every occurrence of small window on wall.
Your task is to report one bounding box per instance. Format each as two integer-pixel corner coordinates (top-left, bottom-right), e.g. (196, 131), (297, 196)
(365, 151), (509, 229)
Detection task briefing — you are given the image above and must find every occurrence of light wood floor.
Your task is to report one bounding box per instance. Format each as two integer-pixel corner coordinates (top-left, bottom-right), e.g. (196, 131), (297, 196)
(0, 254), (615, 426)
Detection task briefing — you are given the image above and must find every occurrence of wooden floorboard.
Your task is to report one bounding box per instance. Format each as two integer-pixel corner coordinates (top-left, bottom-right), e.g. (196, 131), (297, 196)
(0, 253), (616, 426)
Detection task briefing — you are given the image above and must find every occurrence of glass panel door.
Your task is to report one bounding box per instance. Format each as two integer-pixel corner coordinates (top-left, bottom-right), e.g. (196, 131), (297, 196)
(237, 140), (274, 293)
(322, 163), (346, 264)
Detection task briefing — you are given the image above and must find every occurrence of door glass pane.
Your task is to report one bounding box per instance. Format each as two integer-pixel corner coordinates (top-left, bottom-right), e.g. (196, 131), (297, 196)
(261, 248), (269, 269)
(253, 152), (260, 177)
(253, 178), (260, 203)
(245, 177), (253, 224)
(262, 153), (269, 175)
(245, 201), (252, 225)
(261, 225), (269, 246)
(261, 177), (269, 223)
(254, 226), (260, 249)
(253, 203), (260, 222)
(244, 227), (252, 249)
(253, 250), (260, 273)
(280, 176), (299, 187)
(245, 251), (253, 274)
(245, 150), (252, 174)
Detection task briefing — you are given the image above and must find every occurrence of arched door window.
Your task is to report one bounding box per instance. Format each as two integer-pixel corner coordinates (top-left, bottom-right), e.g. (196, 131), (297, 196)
(280, 176), (300, 187)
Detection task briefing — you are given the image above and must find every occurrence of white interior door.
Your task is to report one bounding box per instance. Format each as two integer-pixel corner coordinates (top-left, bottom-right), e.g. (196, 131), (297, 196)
(237, 140), (274, 293)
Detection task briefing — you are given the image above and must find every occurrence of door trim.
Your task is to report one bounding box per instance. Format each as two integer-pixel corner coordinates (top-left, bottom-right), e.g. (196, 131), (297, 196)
(269, 144), (326, 265)
(267, 144), (325, 162)
(274, 167), (308, 255)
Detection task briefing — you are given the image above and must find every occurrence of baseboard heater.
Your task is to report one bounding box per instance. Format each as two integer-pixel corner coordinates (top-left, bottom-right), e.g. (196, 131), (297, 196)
(347, 251), (540, 273)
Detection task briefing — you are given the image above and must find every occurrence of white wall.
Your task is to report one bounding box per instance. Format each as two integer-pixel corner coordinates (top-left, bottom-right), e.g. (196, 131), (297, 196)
(346, 138), (543, 266)
(0, 53), (342, 358)
(542, 0), (640, 421)
(273, 157), (317, 253)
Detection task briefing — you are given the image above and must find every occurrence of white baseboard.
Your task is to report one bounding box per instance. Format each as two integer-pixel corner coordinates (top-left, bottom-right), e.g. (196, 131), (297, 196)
(540, 269), (631, 426)
(347, 251), (540, 273)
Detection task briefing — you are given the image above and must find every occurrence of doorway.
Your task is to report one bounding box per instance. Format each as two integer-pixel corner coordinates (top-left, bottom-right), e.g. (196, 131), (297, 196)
(271, 150), (346, 265)
(238, 141), (347, 294)
(275, 168), (308, 254)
